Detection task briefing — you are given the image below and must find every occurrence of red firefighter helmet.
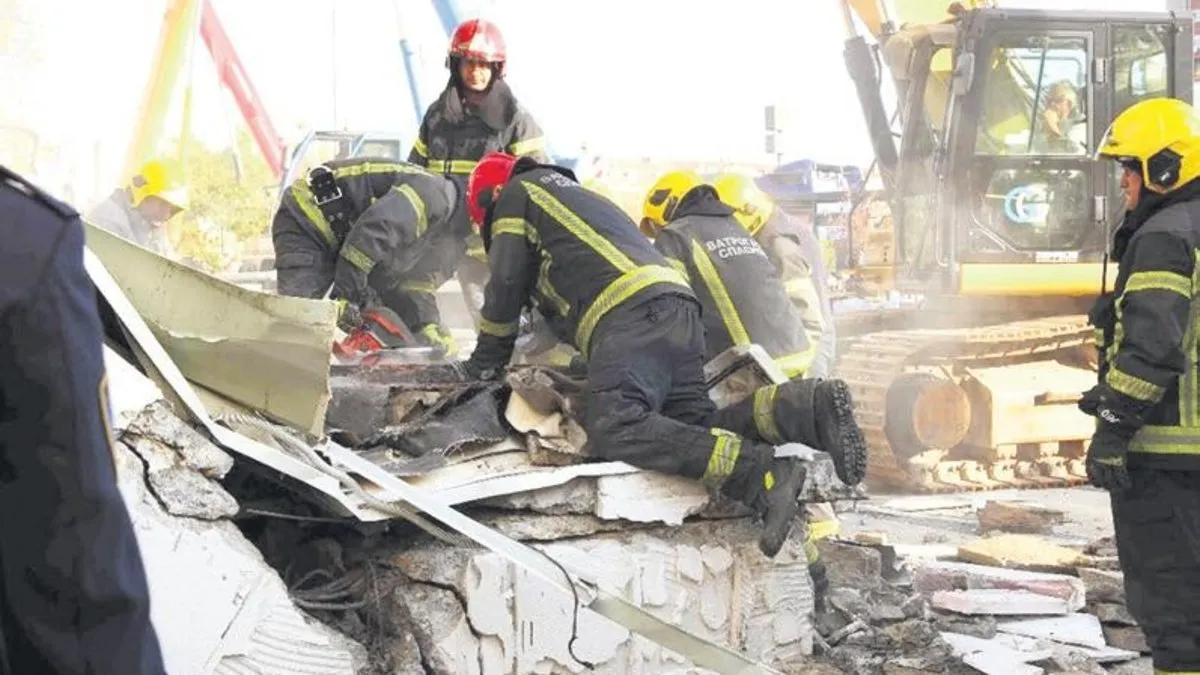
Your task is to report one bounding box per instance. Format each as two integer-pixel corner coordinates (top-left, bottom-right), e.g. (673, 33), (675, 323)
(448, 19), (507, 75)
(467, 152), (518, 229)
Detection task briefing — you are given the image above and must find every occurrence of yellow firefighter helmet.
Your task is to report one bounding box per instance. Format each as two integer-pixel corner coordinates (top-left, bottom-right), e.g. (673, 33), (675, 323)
(640, 170), (702, 236)
(1098, 97), (1200, 194)
(129, 158), (189, 210)
(712, 172), (775, 236)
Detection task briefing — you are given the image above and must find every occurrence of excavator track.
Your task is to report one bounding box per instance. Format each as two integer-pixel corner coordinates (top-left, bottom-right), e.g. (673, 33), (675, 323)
(837, 315), (1096, 493)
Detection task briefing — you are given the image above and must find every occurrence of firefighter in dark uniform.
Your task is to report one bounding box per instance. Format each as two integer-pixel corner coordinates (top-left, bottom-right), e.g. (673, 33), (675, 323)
(713, 173), (837, 377)
(407, 18), (549, 329)
(0, 166), (165, 674)
(271, 157), (470, 353)
(641, 170), (815, 380)
(455, 152), (867, 558)
(1086, 97), (1200, 675)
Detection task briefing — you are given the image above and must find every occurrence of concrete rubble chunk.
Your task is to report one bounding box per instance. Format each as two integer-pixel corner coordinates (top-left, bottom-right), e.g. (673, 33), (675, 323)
(817, 540), (884, 590)
(931, 589), (1073, 616)
(977, 501), (1067, 535)
(389, 519), (814, 673)
(1106, 657), (1153, 675)
(126, 401), (235, 479)
(479, 512), (644, 541)
(393, 583), (481, 675)
(126, 435), (239, 520)
(941, 632), (1051, 674)
(1077, 567), (1125, 604)
(912, 560), (1086, 610)
(594, 473), (710, 525)
(1103, 625), (1150, 654)
(1093, 602), (1137, 626)
(992, 631), (1141, 665)
(958, 534), (1087, 573)
(479, 477), (598, 515)
(997, 614), (1106, 650)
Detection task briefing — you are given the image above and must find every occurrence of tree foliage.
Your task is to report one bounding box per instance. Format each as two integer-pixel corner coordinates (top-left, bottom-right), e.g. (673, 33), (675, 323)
(167, 131), (277, 271)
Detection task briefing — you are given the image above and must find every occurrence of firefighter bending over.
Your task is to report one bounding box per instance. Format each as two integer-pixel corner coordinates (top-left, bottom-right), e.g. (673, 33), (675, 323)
(87, 157), (188, 257)
(641, 170), (815, 379)
(408, 18), (549, 329)
(1086, 97), (1200, 675)
(713, 172), (837, 377)
(271, 157), (471, 354)
(452, 152), (867, 558)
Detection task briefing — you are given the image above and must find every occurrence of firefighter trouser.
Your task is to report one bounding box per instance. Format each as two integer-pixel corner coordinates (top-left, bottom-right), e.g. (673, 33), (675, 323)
(1112, 468), (1200, 673)
(584, 294), (776, 501)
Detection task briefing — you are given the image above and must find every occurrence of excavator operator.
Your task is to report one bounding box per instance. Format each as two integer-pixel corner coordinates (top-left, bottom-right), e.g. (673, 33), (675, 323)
(641, 170), (815, 379)
(713, 172), (837, 377)
(407, 18), (549, 331)
(271, 156), (471, 355)
(87, 157), (188, 257)
(450, 151), (867, 559)
(1087, 97), (1200, 675)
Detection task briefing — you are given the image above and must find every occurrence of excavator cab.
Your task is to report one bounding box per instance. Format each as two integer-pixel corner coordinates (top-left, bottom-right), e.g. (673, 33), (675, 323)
(852, 6), (1193, 297)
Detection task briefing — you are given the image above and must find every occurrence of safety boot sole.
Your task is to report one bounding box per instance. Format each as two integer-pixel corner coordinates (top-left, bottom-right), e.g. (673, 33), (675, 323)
(759, 459), (809, 558)
(816, 380), (868, 487)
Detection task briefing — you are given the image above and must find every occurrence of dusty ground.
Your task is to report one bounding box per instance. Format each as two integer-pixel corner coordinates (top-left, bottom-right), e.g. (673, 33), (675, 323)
(838, 487), (1115, 548)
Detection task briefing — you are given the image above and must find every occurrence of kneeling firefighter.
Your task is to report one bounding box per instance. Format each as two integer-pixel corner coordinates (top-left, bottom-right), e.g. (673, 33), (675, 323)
(643, 170), (862, 603)
(271, 157), (471, 354)
(712, 172), (837, 377)
(1086, 97), (1200, 675)
(452, 151), (866, 559)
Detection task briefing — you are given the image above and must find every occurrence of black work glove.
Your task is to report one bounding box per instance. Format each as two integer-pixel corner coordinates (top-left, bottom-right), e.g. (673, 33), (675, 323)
(566, 354), (588, 377)
(1078, 384), (1144, 492)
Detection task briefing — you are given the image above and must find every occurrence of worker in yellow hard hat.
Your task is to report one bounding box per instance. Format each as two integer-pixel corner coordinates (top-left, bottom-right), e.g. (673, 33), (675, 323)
(87, 158), (189, 256)
(641, 169), (867, 614)
(713, 172), (837, 378)
(1084, 97), (1200, 675)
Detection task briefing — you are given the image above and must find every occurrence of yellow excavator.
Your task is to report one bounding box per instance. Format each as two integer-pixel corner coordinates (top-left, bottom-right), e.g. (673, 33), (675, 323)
(831, 0), (1196, 491)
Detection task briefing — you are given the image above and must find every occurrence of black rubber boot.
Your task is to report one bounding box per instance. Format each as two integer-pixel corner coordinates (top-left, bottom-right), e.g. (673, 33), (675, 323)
(777, 378), (869, 487)
(750, 458), (809, 558)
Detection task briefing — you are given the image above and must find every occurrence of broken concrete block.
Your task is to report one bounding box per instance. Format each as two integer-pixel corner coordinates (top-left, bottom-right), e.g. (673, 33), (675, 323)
(931, 589), (1073, 616)
(479, 512), (643, 542)
(958, 534), (1086, 573)
(992, 630), (1141, 664)
(391, 519), (815, 673)
(112, 441), (367, 674)
(817, 540), (883, 590)
(384, 630), (426, 675)
(1103, 625), (1150, 654)
(126, 402), (235, 479)
(854, 532), (889, 546)
(997, 614), (1106, 649)
(594, 473), (710, 525)
(912, 561), (1086, 610)
(126, 436), (239, 520)
(1093, 602), (1137, 626)
(940, 632), (1051, 674)
(478, 476), (598, 515)
(977, 501), (1067, 535)
(1035, 650), (1106, 674)
(393, 583), (481, 675)
(929, 611), (998, 640)
(1077, 567), (1125, 604)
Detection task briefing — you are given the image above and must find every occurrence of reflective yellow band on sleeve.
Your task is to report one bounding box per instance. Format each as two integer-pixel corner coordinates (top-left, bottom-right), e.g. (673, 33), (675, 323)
(492, 217), (533, 240)
(1124, 270), (1193, 298)
(665, 257), (690, 281)
(290, 182), (337, 247)
(331, 161), (424, 179)
(1129, 425), (1200, 455)
(775, 349), (816, 380)
(478, 317), (519, 337)
(396, 280), (438, 294)
(394, 184), (427, 236)
(340, 245), (375, 273)
(509, 136), (546, 156)
(575, 265), (689, 355)
(1106, 367), (1166, 402)
(753, 384), (784, 444)
(701, 428), (742, 487)
(411, 138), (428, 157)
(425, 159), (478, 175)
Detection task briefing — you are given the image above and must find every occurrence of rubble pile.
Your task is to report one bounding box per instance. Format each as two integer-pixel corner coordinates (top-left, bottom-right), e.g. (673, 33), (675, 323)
(805, 526), (1152, 675)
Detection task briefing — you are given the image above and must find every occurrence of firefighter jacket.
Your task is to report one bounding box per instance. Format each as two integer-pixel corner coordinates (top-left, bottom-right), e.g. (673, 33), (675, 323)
(1091, 179), (1200, 470)
(407, 79), (549, 264)
(654, 188), (813, 378)
(86, 188), (173, 256)
(760, 209), (836, 376)
(273, 158), (464, 315)
(467, 163), (693, 371)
